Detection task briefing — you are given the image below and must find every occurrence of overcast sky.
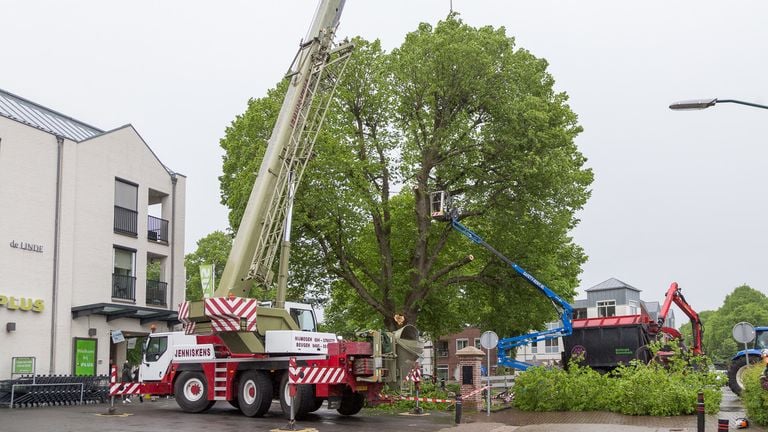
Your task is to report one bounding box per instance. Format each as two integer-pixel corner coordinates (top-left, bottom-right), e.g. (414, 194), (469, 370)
(4, 0), (768, 317)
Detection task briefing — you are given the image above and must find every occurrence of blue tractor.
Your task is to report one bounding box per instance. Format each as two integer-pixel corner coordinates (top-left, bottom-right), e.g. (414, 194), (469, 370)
(729, 326), (768, 395)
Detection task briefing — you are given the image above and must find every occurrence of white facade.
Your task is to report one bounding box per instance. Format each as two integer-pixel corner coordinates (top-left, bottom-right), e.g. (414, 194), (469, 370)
(0, 89), (185, 378)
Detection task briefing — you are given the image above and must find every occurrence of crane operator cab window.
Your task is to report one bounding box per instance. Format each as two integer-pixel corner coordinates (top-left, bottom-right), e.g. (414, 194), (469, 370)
(285, 302), (317, 332)
(143, 335), (168, 362)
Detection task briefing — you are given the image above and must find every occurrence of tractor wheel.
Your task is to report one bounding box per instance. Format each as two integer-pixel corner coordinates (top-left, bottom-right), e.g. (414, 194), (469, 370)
(237, 370), (273, 417)
(729, 356), (761, 396)
(336, 390), (365, 416)
(279, 372), (315, 418)
(174, 371), (215, 413)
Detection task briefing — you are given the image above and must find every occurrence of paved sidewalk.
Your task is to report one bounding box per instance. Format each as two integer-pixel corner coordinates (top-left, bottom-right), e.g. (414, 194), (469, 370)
(439, 387), (765, 432)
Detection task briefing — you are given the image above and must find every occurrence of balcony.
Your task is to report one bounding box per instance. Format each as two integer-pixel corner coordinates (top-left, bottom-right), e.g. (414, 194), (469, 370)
(147, 215), (169, 243)
(146, 280), (167, 307)
(114, 206), (138, 236)
(112, 274), (136, 302)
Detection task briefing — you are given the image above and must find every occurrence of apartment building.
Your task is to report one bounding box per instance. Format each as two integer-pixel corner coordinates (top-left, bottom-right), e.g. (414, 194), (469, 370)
(0, 88), (185, 378)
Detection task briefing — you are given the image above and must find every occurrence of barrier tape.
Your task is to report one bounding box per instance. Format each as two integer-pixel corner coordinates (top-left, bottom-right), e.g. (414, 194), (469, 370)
(394, 385), (491, 404)
(462, 385), (491, 399)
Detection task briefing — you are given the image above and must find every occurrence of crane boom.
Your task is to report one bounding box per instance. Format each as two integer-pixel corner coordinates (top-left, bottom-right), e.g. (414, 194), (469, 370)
(182, 0), (353, 353)
(217, 0), (352, 299)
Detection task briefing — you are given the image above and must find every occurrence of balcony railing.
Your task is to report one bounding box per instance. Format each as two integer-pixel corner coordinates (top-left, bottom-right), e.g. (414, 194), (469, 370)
(114, 206), (138, 236)
(146, 280), (167, 307)
(147, 215), (169, 243)
(112, 274), (136, 302)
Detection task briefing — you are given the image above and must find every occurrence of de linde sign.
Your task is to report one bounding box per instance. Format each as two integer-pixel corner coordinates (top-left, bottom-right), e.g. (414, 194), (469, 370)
(9, 240), (43, 253)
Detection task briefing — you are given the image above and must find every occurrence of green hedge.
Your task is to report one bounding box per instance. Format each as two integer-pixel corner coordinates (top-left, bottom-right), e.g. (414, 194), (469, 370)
(741, 365), (768, 425)
(514, 357), (722, 416)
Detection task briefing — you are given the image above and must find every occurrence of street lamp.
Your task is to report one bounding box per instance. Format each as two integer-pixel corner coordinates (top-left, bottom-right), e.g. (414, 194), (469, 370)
(669, 98), (768, 111)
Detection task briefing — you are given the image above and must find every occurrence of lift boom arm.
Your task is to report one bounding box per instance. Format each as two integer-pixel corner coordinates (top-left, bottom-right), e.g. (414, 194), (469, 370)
(449, 214), (574, 370)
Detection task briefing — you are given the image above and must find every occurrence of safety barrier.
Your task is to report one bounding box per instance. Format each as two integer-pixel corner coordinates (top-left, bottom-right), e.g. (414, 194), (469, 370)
(0, 374), (109, 408)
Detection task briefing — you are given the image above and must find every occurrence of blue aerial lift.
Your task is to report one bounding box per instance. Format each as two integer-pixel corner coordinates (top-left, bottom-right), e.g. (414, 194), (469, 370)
(431, 191), (574, 370)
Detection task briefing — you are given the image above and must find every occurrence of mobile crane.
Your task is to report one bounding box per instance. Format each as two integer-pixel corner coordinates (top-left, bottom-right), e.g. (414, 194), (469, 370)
(430, 192), (574, 370)
(120, 0), (423, 418)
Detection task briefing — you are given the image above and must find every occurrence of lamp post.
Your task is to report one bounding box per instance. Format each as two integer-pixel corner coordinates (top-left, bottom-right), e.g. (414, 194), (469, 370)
(669, 98), (768, 111)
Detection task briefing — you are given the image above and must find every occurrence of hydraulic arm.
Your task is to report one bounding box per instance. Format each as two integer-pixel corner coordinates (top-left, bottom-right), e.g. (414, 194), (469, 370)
(655, 282), (703, 355)
(435, 194), (574, 370)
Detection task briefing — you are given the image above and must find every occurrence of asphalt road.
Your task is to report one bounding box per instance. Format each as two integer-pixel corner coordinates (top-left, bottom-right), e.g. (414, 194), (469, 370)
(0, 399), (456, 432)
(2, 386), (765, 432)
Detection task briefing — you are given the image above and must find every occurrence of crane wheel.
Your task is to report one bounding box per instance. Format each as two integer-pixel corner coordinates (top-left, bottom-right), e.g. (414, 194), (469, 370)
(336, 389), (364, 416)
(174, 371), (216, 413)
(237, 370), (272, 417)
(279, 372), (315, 418)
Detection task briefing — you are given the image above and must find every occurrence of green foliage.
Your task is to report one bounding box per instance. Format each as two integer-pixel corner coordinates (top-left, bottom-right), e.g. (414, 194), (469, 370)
(218, 15), (592, 335)
(126, 337), (145, 366)
(184, 231), (233, 300)
(515, 353), (722, 416)
(699, 285), (768, 363)
(146, 260), (161, 281)
(741, 364), (768, 425)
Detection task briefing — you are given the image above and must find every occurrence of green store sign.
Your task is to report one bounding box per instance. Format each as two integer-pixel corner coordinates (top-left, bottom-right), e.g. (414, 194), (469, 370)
(12, 357), (35, 374)
(73, 338), (97, 376)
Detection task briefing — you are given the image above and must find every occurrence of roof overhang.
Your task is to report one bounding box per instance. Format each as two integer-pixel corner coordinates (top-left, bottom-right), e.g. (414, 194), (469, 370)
(72, 303), (179, 325)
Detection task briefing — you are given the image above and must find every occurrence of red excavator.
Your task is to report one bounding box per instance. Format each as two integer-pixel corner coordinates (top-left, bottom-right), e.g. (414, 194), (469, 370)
(650, 281), (704, 356)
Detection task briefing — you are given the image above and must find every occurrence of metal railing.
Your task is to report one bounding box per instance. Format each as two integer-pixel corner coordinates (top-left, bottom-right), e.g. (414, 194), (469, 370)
(114, 206), (138, 236)
(112, 274), (136, 302)
(147, 215), (169, 243)
(146, 280), (167, 306)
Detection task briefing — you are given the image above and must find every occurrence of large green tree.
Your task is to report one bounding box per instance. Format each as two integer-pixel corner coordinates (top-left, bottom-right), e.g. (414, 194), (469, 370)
(701, 285), (768, 362)
(184, 230), (233, 300)
(220, 16), (592, 337)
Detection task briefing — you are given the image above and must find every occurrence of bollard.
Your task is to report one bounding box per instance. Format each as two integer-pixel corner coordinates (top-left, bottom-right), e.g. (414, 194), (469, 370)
(696, 391), (705, 432)
(454, 394), (462, 424)
(718, 418), (729, 431)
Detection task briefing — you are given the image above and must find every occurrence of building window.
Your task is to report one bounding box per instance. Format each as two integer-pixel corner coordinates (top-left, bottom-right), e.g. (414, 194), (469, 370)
(114, 179), (138, 236)
(597, 300), (616, 317)
(474, 338), (481, 349)
(436, 340), (449, 357)
(436, 365), (449, 381)
(574, 308), (588, 319)
(146, 256), (167, 307)
(113, 247), (136, 301)
(530, 342), (538, 354)
(456, 338), (469, 351)
(545, 338), (559, 354)
(629, 300), (639, 315)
